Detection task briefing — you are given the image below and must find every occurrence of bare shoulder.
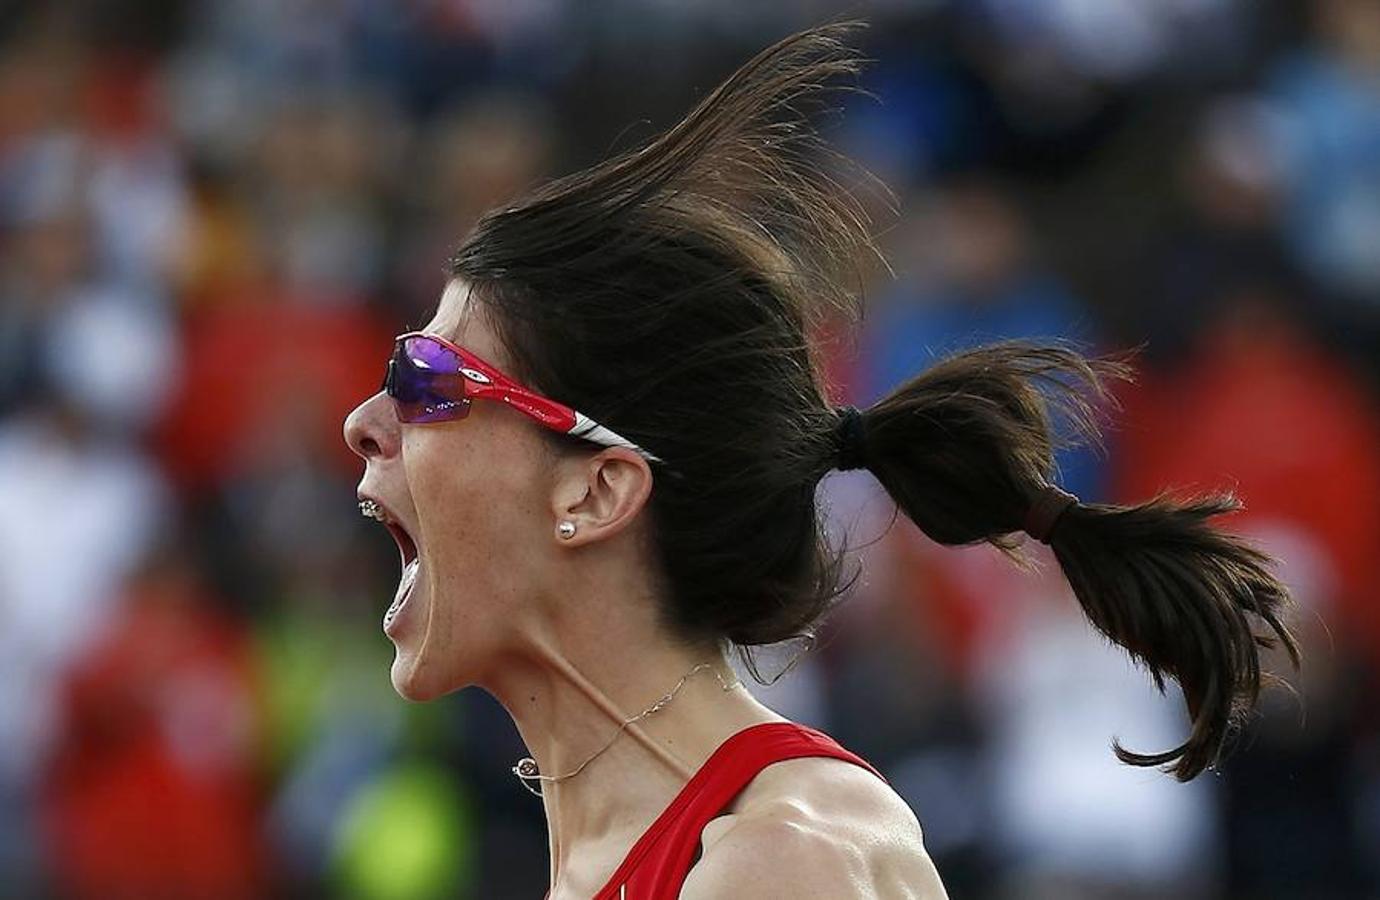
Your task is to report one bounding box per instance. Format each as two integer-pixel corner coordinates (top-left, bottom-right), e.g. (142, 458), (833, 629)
(679, 756), (950, 899)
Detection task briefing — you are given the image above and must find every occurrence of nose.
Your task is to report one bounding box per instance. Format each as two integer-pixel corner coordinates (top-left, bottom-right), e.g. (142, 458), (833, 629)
(344, 391), (400, 461)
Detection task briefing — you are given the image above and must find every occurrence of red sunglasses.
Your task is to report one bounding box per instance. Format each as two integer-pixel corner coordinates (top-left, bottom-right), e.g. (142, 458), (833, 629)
(383, 332), (661, 462)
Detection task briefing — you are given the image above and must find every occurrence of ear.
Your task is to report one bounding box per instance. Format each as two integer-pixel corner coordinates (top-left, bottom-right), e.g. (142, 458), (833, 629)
(550, 448), (654, 547)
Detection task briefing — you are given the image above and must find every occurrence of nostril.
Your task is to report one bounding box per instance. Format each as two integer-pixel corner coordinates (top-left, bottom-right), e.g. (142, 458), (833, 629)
(344, 393), (396, 459)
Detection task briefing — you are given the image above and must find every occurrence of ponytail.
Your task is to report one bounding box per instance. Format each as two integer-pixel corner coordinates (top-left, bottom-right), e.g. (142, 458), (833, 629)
(846, 340), (1301, 781)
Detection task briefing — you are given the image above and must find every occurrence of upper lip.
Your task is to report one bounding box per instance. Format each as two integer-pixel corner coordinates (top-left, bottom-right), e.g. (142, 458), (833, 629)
(358, 491), (418, 566)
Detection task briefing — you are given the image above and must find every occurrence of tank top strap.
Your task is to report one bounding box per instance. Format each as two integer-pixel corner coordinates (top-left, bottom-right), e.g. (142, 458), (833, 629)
(593, 721), (884, 899)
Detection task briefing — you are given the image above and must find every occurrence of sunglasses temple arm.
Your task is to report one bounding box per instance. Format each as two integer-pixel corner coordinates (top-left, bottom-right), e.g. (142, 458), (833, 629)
(570, 413), (661, 463)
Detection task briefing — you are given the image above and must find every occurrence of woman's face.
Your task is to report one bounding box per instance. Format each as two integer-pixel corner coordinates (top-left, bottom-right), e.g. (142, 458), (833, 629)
(344, 280), (558, 699)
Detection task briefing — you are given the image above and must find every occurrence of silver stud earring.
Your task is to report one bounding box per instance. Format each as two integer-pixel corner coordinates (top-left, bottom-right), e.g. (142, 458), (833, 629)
(557, 521), (577, 540)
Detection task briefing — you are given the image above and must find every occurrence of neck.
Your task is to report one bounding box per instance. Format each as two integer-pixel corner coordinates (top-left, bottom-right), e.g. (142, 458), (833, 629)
(483, 615), (779, 892)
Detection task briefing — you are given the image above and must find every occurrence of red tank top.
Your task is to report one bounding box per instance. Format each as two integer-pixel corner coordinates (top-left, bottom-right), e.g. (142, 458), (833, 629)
(590, 722), (884, 899)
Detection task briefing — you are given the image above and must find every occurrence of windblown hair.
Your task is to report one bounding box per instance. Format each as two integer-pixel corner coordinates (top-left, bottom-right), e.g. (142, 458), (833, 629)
(449, 22), (1299, 781)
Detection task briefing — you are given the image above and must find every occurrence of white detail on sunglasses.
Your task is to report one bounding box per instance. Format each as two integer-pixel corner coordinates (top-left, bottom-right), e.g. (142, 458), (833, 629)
(570, 413), (662, 462)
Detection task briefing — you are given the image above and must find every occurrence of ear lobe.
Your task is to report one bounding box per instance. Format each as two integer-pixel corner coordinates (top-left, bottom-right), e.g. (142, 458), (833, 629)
(554, 449), (653, 545)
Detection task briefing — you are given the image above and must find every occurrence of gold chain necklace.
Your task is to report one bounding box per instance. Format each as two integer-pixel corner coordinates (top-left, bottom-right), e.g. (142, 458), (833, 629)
(512, 662), (740, 797)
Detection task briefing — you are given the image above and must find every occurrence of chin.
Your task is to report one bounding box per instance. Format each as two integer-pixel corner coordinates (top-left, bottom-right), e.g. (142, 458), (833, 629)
(389, 651), (454, 701)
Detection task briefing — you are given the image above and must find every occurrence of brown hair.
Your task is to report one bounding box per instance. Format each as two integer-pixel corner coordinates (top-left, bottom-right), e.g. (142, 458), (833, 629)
(448, 22), (1299, 781)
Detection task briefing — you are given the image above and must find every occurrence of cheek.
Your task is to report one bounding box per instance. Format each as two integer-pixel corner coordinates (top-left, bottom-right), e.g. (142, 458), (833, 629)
(405, 427), (550, 633)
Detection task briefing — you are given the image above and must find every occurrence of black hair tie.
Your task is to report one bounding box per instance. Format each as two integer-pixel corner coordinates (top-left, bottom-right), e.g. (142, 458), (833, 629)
(1024, 483), (1079, 544)
(833, 406), (869, 471)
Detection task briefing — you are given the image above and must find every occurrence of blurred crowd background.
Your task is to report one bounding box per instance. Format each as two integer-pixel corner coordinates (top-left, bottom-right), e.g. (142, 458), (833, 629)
(1, 1), (1378, 898)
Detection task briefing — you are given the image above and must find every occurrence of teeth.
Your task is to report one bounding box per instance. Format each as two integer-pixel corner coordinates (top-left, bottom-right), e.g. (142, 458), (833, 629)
(385, 558), (420, 625)
(359, 499), (387, 522)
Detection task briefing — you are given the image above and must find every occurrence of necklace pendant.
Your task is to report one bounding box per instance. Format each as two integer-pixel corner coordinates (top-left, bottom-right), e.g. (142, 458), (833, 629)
(513, 757), (546, 797)
(509, 661), (742, 798)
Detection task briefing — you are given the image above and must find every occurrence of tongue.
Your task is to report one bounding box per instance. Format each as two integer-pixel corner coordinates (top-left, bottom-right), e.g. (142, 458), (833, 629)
(386, 558), (420, 624)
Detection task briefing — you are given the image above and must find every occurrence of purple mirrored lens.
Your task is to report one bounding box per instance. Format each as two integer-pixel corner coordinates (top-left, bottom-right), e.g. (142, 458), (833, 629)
(386, 337), (471, 423)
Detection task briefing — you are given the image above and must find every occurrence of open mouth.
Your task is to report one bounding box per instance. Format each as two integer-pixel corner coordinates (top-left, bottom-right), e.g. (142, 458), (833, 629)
(378, 516), (420, 631)
(385, 521), (418, 567)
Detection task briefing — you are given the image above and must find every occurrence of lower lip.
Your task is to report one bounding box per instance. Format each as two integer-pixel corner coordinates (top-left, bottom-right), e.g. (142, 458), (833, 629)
(384, 558), (420, 637)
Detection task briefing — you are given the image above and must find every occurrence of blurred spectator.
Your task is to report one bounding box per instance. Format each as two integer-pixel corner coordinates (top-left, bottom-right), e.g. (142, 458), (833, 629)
(0, 399), (169, 892)
(1115, 294), (1380, 662)
(393, 91), (556, 322)
(858, 177), (1105, 499)
(1113, 291), (1380, 896)
(0, 115), (174, 891)
(1127, 96), (1302, 370)
(970, 549), (1220, 899)
(1215, 526), (1375, 899)
(245, 92), (397, 303)
(971, 0), (1253, 85)
(154, 302), (389, 492)
(1264, 0), (1380, 310)
(41, 540), (264, 900)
